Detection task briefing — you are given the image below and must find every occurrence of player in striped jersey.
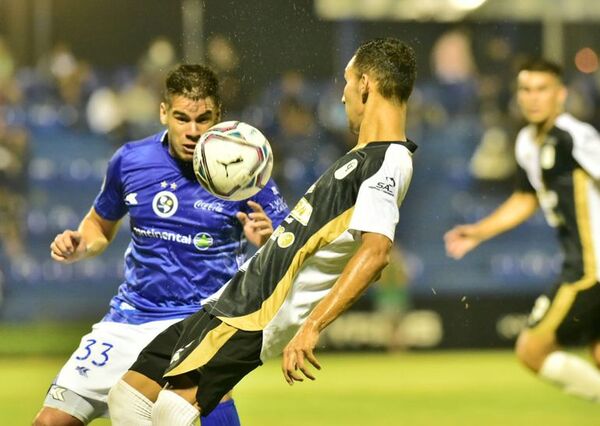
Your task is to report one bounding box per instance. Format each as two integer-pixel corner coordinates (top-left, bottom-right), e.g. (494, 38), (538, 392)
(107, 37), (417, 425)
(445, 58), (600, 401)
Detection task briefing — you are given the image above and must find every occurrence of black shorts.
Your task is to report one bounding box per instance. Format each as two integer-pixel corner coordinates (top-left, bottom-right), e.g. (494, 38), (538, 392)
(527, 280), (600, 345)
(130, 309), (263, 415)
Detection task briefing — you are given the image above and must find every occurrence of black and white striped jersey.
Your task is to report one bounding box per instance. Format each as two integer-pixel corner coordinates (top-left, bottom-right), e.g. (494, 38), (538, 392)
(515, 113), (600, 284)
(203, 140), (416, 359)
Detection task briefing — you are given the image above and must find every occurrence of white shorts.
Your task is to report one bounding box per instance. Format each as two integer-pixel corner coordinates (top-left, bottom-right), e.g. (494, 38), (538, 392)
(44, 318), (181, 420)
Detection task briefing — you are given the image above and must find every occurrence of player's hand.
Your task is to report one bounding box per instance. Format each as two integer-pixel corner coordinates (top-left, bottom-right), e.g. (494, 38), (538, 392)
(281, 322), (322, 386)
(50, 230), (87, 264)
(236, 200), (273, 247)
(444, 224), (482, 260)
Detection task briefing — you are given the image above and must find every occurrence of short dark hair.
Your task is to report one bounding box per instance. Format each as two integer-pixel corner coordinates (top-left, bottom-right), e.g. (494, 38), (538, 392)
(164, 64), (221, 106)
(518, 58), (563, 81)
(353, 38), (417, 103)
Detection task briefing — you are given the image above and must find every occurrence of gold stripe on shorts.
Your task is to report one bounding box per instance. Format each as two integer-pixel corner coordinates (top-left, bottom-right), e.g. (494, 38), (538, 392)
(532, 169), (597, 335)
(165, 321), (237, 377)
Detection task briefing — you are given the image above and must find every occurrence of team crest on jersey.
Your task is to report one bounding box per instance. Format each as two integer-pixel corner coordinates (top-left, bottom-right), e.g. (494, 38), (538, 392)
(334, 159), (358, 180)
(540, 144), (556, 169)
(152, 191), (179, 218)
(193, 232), (214, 251)
(277, 232), (295, 248)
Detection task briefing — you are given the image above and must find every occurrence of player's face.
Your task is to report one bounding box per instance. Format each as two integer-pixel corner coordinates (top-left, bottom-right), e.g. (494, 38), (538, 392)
(517, 71), (566, 126)
(160, 95), (220, 162)
(342, 57), (364, 135)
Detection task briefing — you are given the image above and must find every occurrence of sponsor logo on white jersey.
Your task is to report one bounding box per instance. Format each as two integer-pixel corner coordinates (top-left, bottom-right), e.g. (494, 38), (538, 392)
(370, 176), (396, 196)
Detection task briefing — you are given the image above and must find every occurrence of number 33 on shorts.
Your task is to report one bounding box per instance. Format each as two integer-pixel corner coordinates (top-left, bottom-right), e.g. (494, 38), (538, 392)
(75, 339), (114, 367)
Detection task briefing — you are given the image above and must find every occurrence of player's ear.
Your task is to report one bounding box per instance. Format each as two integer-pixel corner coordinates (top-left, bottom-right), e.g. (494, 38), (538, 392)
(360, 74), (370, 104)
(558, 85), (568, 106)
(159, 102), (168, 125)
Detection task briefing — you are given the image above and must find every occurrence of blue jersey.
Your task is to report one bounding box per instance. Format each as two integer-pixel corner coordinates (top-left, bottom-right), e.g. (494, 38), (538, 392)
(94, 132), (289, 324)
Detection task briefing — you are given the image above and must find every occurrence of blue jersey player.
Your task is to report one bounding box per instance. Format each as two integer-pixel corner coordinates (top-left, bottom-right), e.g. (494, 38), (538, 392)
(34, 65), (289, 426)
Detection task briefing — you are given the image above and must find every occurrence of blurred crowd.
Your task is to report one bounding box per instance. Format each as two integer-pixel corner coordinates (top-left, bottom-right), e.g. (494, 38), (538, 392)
(1, 29), (599, 317)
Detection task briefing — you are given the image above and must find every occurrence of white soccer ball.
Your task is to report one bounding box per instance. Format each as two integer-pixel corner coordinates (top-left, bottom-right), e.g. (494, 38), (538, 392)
(193, 121), (273, 201)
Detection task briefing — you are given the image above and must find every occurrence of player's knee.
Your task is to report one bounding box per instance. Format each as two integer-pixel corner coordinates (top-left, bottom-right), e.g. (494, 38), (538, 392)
(32, 407), (82, 426)
(515, 330), (555, 372)
(32, 409), (52, 426)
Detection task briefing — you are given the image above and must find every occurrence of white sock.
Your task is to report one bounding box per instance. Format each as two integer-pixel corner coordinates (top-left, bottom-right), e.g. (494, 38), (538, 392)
(152, 389), (199, 426)
(539, 351), (600, 402)
(107, 379), (153, 425)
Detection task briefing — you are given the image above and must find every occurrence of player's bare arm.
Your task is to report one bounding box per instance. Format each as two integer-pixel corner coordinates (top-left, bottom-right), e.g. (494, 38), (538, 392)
(236, 200), (274, 247)
(444, 191), (539, 259)
(282, 232), (392, 385)
(50, 207), (120, 263)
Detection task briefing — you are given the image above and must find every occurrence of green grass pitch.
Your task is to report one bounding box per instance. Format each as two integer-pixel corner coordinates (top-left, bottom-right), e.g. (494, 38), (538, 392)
(1, 350), (598, 425)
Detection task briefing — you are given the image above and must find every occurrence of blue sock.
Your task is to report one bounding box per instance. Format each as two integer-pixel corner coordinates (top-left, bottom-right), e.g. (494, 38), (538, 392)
(201, 399), (241, 426)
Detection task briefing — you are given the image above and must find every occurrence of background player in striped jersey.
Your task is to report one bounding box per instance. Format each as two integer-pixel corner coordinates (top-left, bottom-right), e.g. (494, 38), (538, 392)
(445, 58), (600, 401)
(34, 65), (289, 426)
(107, 37), (417, 425)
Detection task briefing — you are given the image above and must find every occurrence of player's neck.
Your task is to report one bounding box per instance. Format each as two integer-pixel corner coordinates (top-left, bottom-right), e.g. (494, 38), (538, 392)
(357, 99), (407, 147)
(533, 111), (562, 142)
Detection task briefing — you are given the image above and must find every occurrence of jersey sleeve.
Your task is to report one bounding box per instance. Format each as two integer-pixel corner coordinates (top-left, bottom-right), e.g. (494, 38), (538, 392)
(571, 123), (600, 180)
(93, 147), (127, 221)
(514, 164), (535, 193)
(248, 179), (290, 227)
(348, 146), (413, 242)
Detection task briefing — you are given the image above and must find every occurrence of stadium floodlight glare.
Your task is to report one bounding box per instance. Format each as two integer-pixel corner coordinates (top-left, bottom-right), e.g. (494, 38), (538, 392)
(448, 0), (488, 11)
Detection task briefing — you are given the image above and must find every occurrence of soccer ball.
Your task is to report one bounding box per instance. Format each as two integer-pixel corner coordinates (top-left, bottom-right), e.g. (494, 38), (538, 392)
(193, 121), (273, 201)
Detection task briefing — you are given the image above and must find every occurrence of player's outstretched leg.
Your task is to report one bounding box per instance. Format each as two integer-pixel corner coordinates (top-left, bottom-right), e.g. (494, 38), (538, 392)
(107, 370), (164, 425)
(517, 330), (600, 401)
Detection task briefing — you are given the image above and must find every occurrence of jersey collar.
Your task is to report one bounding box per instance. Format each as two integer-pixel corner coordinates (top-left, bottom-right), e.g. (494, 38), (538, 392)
(361, 140), (418, 153)
(160, 131), (196, 179)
